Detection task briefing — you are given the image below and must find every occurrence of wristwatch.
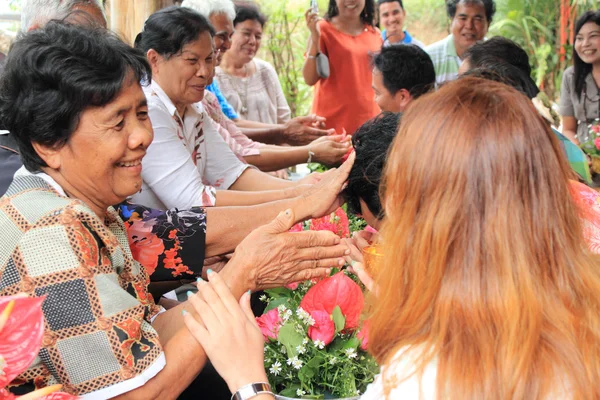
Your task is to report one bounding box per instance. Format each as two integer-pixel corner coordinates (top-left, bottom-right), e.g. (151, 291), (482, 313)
(231, 382), (274, 400)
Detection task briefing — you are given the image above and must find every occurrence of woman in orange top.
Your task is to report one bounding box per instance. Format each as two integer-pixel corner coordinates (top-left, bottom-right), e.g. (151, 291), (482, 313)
(303, 0), (383, 136)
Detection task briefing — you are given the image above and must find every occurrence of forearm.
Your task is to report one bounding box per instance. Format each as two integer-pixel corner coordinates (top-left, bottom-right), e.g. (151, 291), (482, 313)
(214, 186), (295, 207)
(230, 169), (297, 191)
(236, 125), (283, 144)
(205, 197), (302, 256)
(303, 39), (320, 86)
(243, 146), (310, 171)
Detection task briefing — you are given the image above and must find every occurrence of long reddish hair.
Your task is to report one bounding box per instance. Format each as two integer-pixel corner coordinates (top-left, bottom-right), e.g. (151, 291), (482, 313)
(369, 77), (600, 399)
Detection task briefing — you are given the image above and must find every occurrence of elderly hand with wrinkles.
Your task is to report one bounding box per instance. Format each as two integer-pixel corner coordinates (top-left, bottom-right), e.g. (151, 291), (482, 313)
(219, 207), (349, 298)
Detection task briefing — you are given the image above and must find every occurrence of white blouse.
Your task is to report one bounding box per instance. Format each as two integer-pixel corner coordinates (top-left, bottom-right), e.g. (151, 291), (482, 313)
(132, 81), (249, 210)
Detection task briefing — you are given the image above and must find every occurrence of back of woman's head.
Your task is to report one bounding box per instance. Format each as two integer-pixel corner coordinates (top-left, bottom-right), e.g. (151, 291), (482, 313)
(134, 6), (214, 58)
(370, 77), (600, 399)
(573, 10), (600, 98)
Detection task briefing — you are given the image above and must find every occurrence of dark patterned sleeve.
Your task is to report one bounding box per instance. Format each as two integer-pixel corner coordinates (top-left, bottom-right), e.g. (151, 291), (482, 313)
(117, 202), (207, 282)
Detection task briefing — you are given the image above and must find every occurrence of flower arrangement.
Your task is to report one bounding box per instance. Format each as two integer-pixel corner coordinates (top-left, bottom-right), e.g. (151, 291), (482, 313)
(257, 273), (378, 399)
(259, 207), (377, 399)
(579, 119), (600, 173)
(0, 295), (76, 400)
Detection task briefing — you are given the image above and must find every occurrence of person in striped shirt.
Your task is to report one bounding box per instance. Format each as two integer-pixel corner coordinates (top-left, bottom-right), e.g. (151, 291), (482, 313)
(425, 0), (495, 84)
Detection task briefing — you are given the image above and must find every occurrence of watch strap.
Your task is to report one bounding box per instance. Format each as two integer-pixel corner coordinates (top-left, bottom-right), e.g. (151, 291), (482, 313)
(231, 382), (273, 400)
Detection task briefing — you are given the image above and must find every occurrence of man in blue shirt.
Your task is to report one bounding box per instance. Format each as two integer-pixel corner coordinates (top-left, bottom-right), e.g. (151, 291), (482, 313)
(378, 0), (424, 48)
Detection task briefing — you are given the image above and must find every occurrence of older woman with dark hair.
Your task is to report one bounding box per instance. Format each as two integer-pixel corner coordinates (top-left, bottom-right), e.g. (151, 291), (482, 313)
(133, 6), (326, 211)
(0, 22), (350, 399)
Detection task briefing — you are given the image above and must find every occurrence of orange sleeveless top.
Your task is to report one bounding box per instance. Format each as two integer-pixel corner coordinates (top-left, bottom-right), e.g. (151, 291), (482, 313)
(311, 20), (383, 135)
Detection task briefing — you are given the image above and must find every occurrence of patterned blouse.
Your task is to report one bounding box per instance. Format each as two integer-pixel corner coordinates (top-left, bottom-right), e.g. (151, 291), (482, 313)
(118, 202), (206, 282)
(1, 174), (164, 399)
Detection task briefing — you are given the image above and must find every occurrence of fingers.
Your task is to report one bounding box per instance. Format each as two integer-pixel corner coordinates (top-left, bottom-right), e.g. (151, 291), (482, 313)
(295, 244), (349, 266)
(204, 270), (246, 321)
(342, 238), (364, 264)
(287, 229), (341, 248)
(182, 307), (210, 346)
(349, 262), (377, 293)
(303, 126), (331, 139)
(239, 291), (257, 326)
(263, 208), (296, 234)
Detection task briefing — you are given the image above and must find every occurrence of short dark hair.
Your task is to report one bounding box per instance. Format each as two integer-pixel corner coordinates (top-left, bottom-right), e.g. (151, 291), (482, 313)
(462, 62), (539, 100)
(463, 36), (531, 75)
(573, 10), (600, 99)
(372, 45), (435, 98)
(446, 0), (496, 23)
(134, 6), (215, 59)
(377, 0), (404, 8)
(233, 3), (267, 28)
(325, 0), (376, 27)
(343, 112), (401, 219)
(0, 22), (150, 171)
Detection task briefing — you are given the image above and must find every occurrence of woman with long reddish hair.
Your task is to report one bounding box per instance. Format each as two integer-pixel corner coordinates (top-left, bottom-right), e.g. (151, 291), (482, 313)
(176, 78), (600, 400)
(367, 77), (600, 399)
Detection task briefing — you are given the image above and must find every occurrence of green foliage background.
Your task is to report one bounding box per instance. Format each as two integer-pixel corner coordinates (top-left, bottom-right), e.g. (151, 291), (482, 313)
(256, 0), (598, 117)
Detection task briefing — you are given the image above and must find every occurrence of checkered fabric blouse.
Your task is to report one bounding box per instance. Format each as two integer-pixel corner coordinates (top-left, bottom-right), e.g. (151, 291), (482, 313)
(0, 175), (165, 398)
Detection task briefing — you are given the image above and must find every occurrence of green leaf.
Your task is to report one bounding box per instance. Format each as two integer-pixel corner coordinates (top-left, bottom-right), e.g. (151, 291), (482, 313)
(279, 385), (301, 397)
(264, 297), (290, 313)
(264, 287), (293, 299)
(278, 322), (304, 357)
(332, 306), (345, 334)
(343, 337), (360, 350)
(299, 356), (322, 381)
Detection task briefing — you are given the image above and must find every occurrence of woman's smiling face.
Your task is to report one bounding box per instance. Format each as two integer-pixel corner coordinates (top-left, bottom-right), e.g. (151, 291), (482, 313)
(150, 31), (215, 111)
(575, 22), (600, 65)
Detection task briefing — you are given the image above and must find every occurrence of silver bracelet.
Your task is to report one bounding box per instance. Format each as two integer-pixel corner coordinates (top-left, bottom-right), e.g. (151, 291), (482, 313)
(231, 382), (274, 400)
(307, 149), (315, 163)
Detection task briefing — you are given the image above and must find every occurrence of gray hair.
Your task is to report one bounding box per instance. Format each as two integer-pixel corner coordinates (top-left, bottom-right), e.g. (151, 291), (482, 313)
(21, 0), (105, 31)
(181, 0), (236, 22)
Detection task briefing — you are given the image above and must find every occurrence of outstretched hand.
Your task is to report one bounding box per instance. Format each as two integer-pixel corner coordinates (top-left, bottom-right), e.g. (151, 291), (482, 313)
(183, 271), (268, 395)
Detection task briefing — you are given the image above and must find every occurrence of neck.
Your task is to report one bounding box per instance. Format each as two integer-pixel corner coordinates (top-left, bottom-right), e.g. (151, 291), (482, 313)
(153, 76), (188, 117)
(42, 167), (108, 220)
(334, 14), (364, 31)
(221, 53), (249, 76)
(387, 30), (405, 44)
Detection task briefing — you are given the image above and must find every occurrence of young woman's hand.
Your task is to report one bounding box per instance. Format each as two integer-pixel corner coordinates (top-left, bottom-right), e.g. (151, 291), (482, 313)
(305, 9), (321, 41)
(183, 271), (269, 395)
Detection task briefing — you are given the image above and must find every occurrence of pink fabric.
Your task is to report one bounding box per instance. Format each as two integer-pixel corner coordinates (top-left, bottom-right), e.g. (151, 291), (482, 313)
(202, 91), (261, 160)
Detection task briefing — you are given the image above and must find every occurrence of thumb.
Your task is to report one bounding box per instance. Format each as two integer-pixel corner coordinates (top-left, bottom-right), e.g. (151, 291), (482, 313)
(294, 115), (313, 124)
(265, 208), (296, 234)
(240, 291), (258, 327)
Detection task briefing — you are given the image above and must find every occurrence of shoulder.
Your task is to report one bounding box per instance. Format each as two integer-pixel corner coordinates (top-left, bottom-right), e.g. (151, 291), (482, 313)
(411, 37), (426, 49)
(562, 66), (575, 83)
(254, 58), (276, 74)
(425, 35), (451, 54)
(362, 347), (437, 399)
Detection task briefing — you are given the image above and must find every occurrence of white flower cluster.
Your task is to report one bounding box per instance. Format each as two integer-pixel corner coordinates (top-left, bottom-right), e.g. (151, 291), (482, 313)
(295, 307), (315, 326)
(259, 294), (268, 302)
(278, 304), (293, 322)
(344, 348), (358, 359)
(296, 344), (307, 354)
(296, 389), (306, 397)
(313, 339), (326, 350)
(286, 356), (304, 370)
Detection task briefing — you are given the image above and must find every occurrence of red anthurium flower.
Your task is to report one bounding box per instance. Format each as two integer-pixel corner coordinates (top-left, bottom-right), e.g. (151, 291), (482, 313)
(357, 321), (369, 350)
(285, 282), (300, 290)
(0, 295), (46, 389)
(300, 272), (364, 330)
(594, 137), (600, 151)
(307, 310), (335, 345)
(255, 308), (282, 342)
(310, 208), (350, 238)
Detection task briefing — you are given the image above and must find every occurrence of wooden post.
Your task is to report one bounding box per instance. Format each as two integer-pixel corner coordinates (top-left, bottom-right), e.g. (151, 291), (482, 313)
(108, 0), (162, 45)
